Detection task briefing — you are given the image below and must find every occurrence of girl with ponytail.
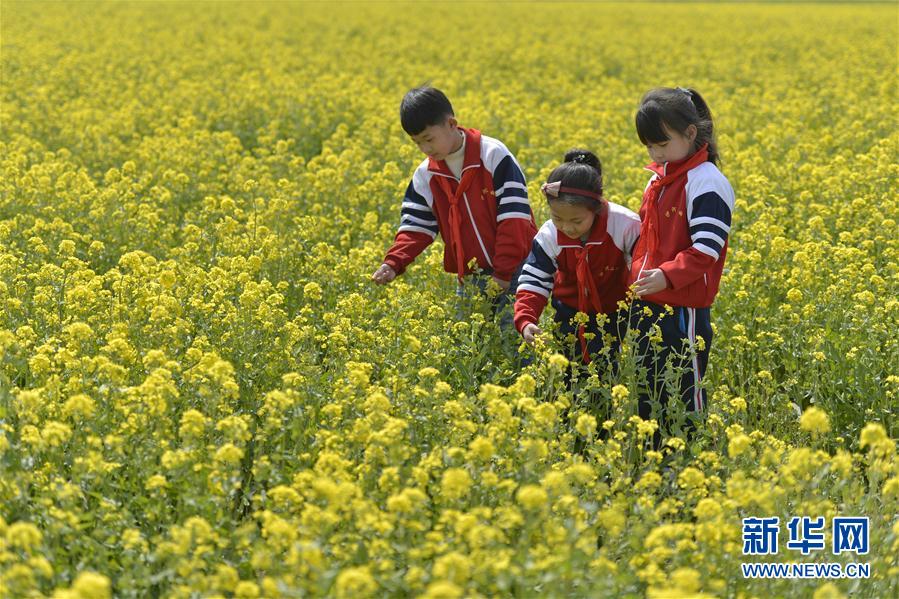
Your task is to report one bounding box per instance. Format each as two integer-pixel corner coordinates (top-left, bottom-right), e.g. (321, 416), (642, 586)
(629, 87), (736, 448)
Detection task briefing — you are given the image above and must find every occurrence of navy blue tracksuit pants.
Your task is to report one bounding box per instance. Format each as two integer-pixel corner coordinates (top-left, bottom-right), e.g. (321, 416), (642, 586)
(629, 299), (713, 449)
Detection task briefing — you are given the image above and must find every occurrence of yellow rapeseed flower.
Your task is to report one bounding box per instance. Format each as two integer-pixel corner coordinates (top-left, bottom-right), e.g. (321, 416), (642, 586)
(441, 468), (472, 501)
(516, 484), (548, 510)
(800, 406), (831, 435)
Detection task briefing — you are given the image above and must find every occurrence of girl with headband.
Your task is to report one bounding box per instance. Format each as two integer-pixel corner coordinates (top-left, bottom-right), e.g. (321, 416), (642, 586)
(514, 149), (640, 372)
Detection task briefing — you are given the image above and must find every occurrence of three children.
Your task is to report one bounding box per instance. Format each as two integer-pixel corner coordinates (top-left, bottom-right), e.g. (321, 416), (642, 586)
(374, 85), (735, 447)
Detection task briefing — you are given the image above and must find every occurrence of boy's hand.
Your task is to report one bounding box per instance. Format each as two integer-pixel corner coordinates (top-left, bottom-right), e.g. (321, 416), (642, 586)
(492, 275), (511, 291)
(522, 323), (542, 344)
(632, 268), (668, 297)
(372, 264), (397, 284)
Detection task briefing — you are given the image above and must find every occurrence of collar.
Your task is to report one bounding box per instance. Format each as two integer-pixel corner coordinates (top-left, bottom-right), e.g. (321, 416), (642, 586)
(644, 144), (710, 178)
(428, 127), (482, 177)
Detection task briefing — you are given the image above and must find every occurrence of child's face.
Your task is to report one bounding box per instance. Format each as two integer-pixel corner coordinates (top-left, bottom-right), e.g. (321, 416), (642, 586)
(550, 201), (597, 240)
(410, 117), (463, 162)
(645, 122), (697, 165)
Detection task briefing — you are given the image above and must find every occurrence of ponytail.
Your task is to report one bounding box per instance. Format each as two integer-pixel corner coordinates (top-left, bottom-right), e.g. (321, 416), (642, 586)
(684, 88), (719, 165)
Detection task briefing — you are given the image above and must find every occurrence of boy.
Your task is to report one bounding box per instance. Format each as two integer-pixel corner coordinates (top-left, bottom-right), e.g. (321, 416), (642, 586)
(372, 87), (537, 327)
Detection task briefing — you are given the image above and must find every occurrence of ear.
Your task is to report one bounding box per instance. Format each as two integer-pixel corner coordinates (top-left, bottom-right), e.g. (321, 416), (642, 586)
(686, 124), (698, 143)
(447, 116), (459, 129)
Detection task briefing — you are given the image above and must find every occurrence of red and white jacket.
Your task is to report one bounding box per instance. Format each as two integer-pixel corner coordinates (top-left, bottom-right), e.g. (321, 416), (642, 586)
(629, 151), (735, 308)
(514, 202), (641, 334)
(382, 127), (537, 282)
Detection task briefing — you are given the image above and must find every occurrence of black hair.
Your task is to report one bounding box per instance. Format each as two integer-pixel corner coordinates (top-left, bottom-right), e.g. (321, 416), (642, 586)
(635, 87), (719, 165)
(545, 149), (604, 212)
(400, 86), (454, 135)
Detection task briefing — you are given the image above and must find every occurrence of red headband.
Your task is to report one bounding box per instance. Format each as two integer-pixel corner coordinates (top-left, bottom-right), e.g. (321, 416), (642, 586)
(541, 181), (603, 201)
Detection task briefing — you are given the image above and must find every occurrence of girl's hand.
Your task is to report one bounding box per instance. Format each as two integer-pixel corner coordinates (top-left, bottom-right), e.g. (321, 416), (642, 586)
(491, 275), (511, 291)
(633, 268), (669, 297)
(522, 323), (542, 344)
(372, 263), (397, 284)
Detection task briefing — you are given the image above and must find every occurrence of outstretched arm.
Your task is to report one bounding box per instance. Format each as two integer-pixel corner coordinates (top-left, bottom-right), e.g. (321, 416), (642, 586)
(492, 153), (535, 283)
(380, 176), (439, 277)
(514, 228), (559, 336)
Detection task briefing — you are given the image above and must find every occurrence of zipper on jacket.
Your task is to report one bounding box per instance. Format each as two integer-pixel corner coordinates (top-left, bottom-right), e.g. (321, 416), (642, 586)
(637, 186), (665, 281)
(433, 169), (493, 270)
(580, 238), (588, 296)
(463, 190), (492, 268)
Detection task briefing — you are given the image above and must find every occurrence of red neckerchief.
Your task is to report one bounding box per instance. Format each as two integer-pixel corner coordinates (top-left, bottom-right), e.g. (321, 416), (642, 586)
(642, 144), (709, 260)
(566, 206), (608, 363)
(433, 166), (479, 284)
(428, 127), (481, 283)
(430, 129), (483, 284)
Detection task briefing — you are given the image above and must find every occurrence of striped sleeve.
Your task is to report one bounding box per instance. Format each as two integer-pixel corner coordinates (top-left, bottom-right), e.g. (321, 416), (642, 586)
(383, 166), (438, 275)
(481, 135), (536, 280)
(515, 223), (559, 298)
(397, 168), (438, 239)
(482, 135), (532, 223)
(492, 154), (531, 222)
(686, 164), (735, 261)
(513, 222), (560, 332)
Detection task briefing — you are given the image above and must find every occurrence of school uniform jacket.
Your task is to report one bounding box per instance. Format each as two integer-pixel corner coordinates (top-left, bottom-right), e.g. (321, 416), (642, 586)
(629, 158), (735, 307)
(514, 202), (641, 333)
(382, 127), (538, 282)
